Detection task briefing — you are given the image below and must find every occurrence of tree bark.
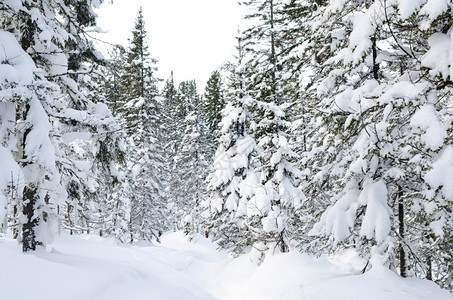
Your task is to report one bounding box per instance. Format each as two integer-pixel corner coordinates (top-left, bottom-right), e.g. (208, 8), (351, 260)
(398, 192), (406, 277)
(21, 103), (41, 252)
(426, 256), (432, 280)
(372, 35), (380, 80)
(22, 184), (40, 252)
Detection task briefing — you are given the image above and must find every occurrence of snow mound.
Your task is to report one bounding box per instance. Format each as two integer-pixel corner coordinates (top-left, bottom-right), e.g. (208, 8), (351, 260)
(290, 263), (452, 300)
(0, 233), (215, 300)
(0, 232), (450, 300)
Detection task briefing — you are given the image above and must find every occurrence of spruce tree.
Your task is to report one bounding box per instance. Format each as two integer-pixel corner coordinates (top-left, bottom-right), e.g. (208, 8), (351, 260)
(236, 0), (305, 262)
(0, 0), (123, 250)
(203, 35), (259, 255)
(240, 0), (303, 103)
(117, 7), (167, 242)
(103, 45), (128, 115)
(160, 72), (183, 230)
(121, 7), (158, 101)
(178, 109), (210, 239)
(162, 72), (185, 154)
(203, 70), (225, 136)
(300, 1), (453, 288)
(203, 93), (258, 254)
(246, 100), (305, 261)
(168, 80), (210, 236)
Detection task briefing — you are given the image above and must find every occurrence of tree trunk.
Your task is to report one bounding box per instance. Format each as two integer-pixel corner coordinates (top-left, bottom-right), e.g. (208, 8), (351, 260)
(269, 0), (277, 103)
(22, 184), (40, 252)
(372, 35), (380, 80)
(398, 192), (406, 277)
(13, 204), (18, 239)
(279, 231), (288, 253)
(21, 102), (41, 252)
(426, 256), (432, 280)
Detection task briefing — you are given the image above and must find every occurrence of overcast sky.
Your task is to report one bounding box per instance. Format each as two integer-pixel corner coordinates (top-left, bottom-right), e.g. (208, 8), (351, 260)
(95, 0), (245, 92)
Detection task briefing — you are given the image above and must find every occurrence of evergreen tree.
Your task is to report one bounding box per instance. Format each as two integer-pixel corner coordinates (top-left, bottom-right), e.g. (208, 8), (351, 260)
(119, 7), (159, 104)
(168, 80), (211, 235)
(0, 0), (123, 250)
(235, 0), (305, 262)
(162, 72), (185, 153)
(161, 72), (182, 230)
(245, 100), (305, 262)
(203, 35), (259, 255)
(299, 0), (453, 289)
(178, 109), (210, 239)
(177, 80), (198, 116)
(203, 94), (258, 254)
(240, 0), (281, 102)
(239, 0), (303, 103)
(117, 7), (167, 242)
(203, 70), (225, 136)
(103, 45), (128, 115)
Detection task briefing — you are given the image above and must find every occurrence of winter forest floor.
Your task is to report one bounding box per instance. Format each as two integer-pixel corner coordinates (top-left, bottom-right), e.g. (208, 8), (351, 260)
(1, 232), (451, 300)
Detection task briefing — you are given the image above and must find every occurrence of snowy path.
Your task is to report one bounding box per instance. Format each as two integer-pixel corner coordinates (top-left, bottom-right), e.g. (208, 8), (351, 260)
(0, 233), (216, 300)
(0, 232), (451, 300)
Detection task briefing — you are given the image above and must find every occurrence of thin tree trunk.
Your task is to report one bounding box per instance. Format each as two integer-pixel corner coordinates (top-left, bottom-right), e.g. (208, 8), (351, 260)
(22, 184), (40, 252)
(21, 103), (41, 252)
(372, 35), (380, 80)
(426, 256), (432, 280)
(13, 204), (18, 239)
(279, 231), (288, 253)
(398, 192), (406, 277)
(269, 0), (277, 103)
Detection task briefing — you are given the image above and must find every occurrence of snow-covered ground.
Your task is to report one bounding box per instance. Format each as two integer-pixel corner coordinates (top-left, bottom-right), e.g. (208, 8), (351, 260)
(0, 232), (451, 300)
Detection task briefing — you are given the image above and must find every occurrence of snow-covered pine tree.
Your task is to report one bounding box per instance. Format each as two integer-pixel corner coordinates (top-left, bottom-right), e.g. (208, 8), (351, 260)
(236, 0), (305, 263)
(118, 7), (159, 107)
(89, 75), (130, 242)
(117, 7), (167, 242)
(244, 100), (305, 261)
(397, 1), (453, 288)
(202, 35), (259, 255)
(0, 30), (65, 251)
(301, 0), (453, 287)
(160, 73), (184, 231)
(240, 0), (282, 102)
(1, 0), (125, 248)
(301, 0), (411, 270)
(201, 70), (226, 167)
(240, 0), (302, 103)
(168, 80), (210, 238)
(178, 111), (210, 239)
(161, 72), (185, 160)
(49, 0), (125, 240)
(103, 45), (128, 115)
(203, 93), (258, 253)
(203, 70), (225, 137)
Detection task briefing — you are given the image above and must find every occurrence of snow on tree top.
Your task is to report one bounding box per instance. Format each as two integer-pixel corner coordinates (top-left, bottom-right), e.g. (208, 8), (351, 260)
(419, 0), (449, 22)
(397, 0), (425, 19)
(421, 33), (453, 80)
(0, 30), (36, 86)
(3, 0), (22, 11)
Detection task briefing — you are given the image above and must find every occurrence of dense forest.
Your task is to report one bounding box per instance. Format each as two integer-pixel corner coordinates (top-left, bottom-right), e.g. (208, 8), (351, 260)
(0, 0), (452, 293)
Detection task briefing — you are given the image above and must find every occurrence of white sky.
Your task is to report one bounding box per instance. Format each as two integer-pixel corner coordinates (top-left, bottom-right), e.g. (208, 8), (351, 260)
(95, 0), (245, 92)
